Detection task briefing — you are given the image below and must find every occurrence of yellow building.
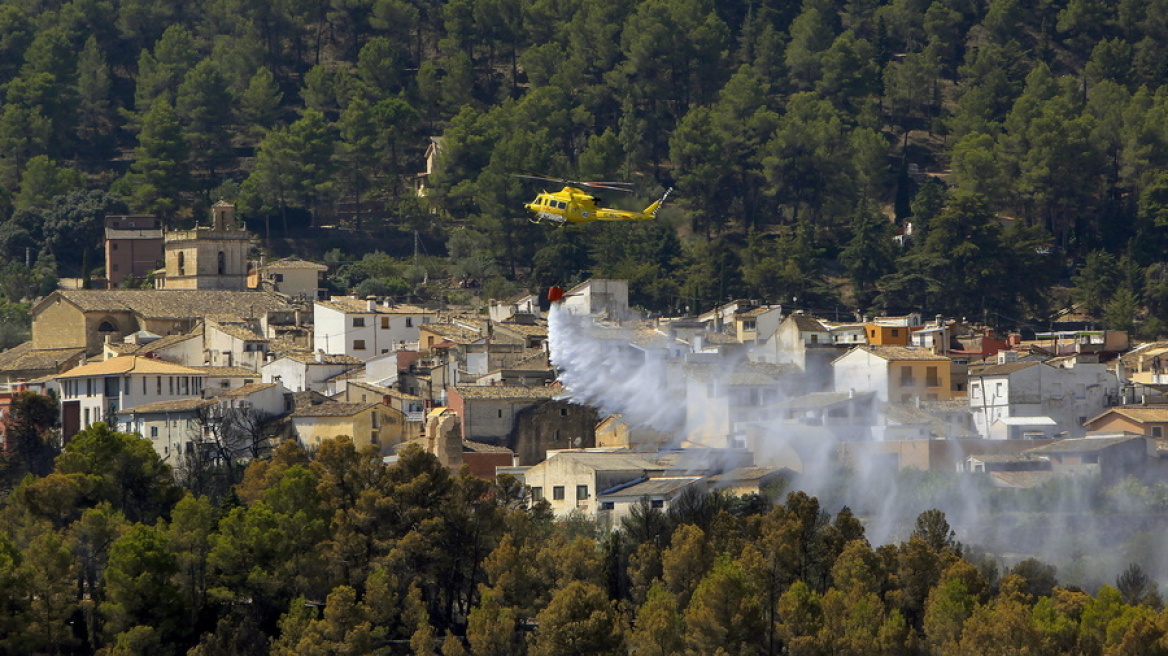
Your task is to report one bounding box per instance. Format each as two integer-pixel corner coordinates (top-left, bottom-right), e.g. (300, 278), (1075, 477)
(290, 401), (404, 454)
(865, 323), (912, 346)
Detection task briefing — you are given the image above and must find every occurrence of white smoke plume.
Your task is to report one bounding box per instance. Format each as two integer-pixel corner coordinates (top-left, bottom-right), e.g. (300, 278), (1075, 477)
(547, 303), (1168, 591)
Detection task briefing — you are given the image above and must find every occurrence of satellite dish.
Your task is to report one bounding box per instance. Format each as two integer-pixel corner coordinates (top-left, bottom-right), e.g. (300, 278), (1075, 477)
(573, 437), (582, 448)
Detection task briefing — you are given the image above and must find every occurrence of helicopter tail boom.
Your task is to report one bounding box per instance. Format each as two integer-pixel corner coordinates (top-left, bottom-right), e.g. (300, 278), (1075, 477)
(643, 188), (673, 218)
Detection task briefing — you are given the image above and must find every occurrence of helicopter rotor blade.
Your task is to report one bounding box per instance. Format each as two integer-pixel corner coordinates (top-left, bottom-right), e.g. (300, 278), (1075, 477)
(513, 173), (636, 193)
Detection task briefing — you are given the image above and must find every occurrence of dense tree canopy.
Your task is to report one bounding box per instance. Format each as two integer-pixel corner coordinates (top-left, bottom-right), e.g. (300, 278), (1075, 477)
(0, 0), (1164, 324)
(2, 429), (1168, 654)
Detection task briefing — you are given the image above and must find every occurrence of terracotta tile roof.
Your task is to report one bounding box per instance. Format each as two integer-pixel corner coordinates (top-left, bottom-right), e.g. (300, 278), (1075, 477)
(790, 315), (827, 332)
(316, 297), (433, 315)
(216, 382), (279, 397)
(105, 228), (163, 240)
(494, 322), (548, 337)
(737, 306), (774, 318)
(324, 367), (366, 383)
(698, 331), (740, 345)
(462, 440), (514, 454)
(1025, 435), (1145, 455)
(208, 321), (265, 342)
(291, 401), (379, 418)
(41, 290), (290, 319)
(849, 345), (950, 362)
(118, 397), (214, 414)
(280, 352), (363, 366)
(191, 365), (258, 377)
(1089, 407), (1168, 425)
(264, 257), (328, 271)
(972, 361), (1042, 377)
(451, 385), (560, 400)
(57, 355), (204, 378)
(0, 342), (87, 373)
(111, 329), (202, 355)
(422, 323), (482, 341)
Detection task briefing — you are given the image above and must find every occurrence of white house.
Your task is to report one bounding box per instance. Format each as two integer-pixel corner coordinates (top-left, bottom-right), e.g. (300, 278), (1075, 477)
(114, 397), (213, 465)
(117, 381), (290, 465)
(752, 314), (836, 384)
(560, 279), (629, 317)
(522, 450), (666, 517)
(56, 355), (206, 437)
(489, 292), (541, 323)
(831, 345), (953, 405)
(968, 361), (1120, 439)
(314, 296), (435, 360)
(261, 352), (363, 392)
(204, 320), (270, 372)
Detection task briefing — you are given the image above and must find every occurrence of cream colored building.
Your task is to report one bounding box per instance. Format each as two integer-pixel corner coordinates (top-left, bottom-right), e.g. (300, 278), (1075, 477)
(522, 450), (666, 517)
(291, 401), (403, 454)
(254, 257), (328, 300)
(158, 201), (251, 290)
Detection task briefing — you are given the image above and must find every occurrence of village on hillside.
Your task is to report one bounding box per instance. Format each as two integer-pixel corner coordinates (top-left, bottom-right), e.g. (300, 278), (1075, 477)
(2, 203), (1166, 525)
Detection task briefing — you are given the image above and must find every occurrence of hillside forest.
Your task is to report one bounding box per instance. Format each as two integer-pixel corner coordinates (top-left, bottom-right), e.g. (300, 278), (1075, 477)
(0, 0), (1162, 337)
(7, 416), (1168, 655)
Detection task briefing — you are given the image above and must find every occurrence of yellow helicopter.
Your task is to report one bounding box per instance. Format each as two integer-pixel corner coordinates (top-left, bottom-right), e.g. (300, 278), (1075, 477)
(518, 174), (672, 225)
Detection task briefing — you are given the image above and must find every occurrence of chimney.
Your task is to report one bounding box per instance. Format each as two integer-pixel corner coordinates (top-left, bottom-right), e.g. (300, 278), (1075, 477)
(366, 298), (377, 312)
(315, 351), (325, 363)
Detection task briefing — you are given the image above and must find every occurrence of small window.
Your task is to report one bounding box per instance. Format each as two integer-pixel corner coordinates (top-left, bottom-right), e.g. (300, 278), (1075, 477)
(891, 329), (900, 337)
(112, 242), (119, 250)
(112, 264), (119, 272)
(531, 487), (543, 500)
(150, 426), (158, 438)
(553, 486), (565, 500)
(498, 409), (503, 418)
(576, 485), (588, 500)
(98, 321), (117, 332)
(553, 429), (561, 441)
(381, 317), (389, 329)
(1153, 426), (1164, 438)
(354, 340), (366, 350)
(353, 317), (366, 327)
(406, 317), (413, 328)
(274, 273), (284, 283)
(600, 501), (614, 510)
(651, 499), (664, 509)
(560, 408), (568, 416)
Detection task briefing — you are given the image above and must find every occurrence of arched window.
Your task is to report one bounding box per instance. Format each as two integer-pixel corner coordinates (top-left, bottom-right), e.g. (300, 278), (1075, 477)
(98, 320), (116, 332)
(177, 252), (185, 275)
(217, 251), (226, 275)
